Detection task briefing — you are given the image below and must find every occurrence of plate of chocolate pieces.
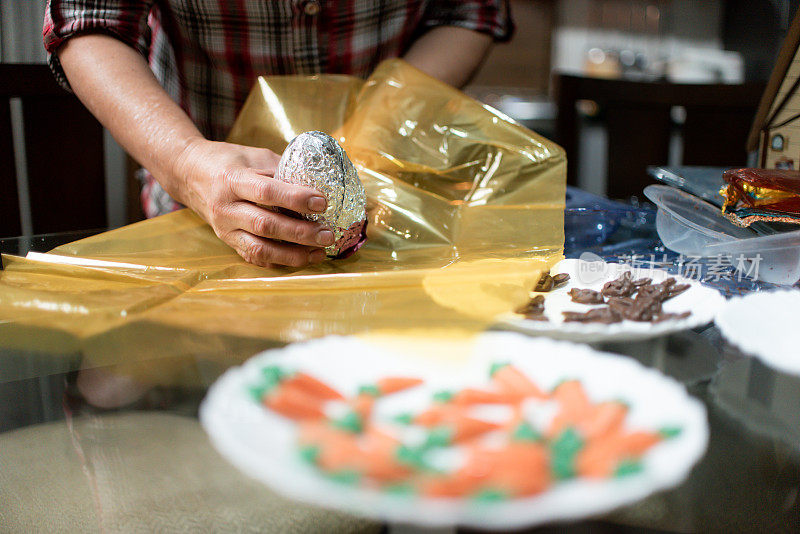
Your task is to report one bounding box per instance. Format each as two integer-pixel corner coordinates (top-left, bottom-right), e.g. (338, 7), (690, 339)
(500, 259), (726, 342)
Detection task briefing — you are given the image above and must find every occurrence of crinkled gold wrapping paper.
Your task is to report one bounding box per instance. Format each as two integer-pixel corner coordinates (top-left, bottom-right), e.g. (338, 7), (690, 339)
(0, 60), (565, 379)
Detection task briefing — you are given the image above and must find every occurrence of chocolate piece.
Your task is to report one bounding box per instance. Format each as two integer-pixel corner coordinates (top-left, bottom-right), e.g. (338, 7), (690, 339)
(607, 296), (634, 316)
(652, 311), (692, 323)
(607, 293), (665, 322)
(563, 308), (622, 324)
(515, 295), (545, 315)
(568, 288), (605, 305)
(601, 271), (636, 298)
(636, 283), (670, 301)
(637, 278), (689, 302)
(554, 271), (692, 326)
(552, 273), (571, 288)
(668, 283), (690, 299)
(523, 313), (550, 322)
(534, 273), (554, 292)
(624, 294), (663, 322)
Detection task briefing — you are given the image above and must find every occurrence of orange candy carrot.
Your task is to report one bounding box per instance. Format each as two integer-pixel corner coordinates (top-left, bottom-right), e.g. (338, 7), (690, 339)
(297, 421), (330, 445)
(576, 430), (661, 478)
(581, 402), (628, 440)
(422, 475), (477, 498)
(376, 377), (424, 395)
(492, 365), (547, 399)
(576, 439), (618, 478)
(359, 428), (410, 482)
(414, 404), (458, 426)
(316, 431), (362, 472)
(453, 388), (519, 406)
(491, 443), (550, 496)
(552, 380), (592, 418)
(547, 383), (594, 437)
(433, 442), (550, 498)
(282, 372), (344, 401)
(264, 384), (326, 420)
(450, 416), (501, 442)
(617, 431), (661, 456)
(351, 393), (375, 421)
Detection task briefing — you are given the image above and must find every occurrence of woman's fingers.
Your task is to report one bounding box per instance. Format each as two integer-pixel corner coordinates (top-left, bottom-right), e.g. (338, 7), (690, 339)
(228, 202), (335, 248)
(228, 230), (326, 267)
(224, 167), (327, 215)
(175, 140), (333, 267)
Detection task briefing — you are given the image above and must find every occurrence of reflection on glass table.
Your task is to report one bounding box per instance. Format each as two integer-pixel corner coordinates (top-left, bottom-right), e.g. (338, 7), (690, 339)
(1, 201), (799, 532)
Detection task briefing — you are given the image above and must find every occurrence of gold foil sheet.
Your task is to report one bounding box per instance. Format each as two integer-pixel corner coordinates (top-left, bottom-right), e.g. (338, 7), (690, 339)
(0, 60), (565, 377)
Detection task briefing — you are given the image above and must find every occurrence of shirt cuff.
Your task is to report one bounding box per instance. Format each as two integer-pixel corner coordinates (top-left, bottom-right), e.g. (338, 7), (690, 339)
(423, 0), (515, 43)
(43, 4), (153, 92)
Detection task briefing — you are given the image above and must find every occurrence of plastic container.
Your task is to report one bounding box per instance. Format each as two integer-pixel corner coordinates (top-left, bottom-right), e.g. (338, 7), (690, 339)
(644, 185), (800, 285)
(564, 186), (655, 253)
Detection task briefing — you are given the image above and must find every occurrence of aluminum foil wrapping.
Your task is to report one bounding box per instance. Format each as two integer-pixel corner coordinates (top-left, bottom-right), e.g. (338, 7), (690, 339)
(276, 131), (367, 258)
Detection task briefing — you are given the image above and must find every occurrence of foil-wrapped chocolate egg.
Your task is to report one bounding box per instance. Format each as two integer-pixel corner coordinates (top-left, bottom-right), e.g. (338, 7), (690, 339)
(276, 131), (367, 258)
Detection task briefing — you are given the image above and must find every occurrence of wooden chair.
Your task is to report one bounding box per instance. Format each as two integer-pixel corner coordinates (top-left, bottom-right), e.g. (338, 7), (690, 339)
(554, 74), (766, 199)
(1, 63), (106, 237)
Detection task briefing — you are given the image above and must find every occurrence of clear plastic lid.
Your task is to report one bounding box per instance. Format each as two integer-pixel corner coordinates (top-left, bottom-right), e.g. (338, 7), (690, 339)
(643, 185), (755, 255)
(644, 185), (800, 285)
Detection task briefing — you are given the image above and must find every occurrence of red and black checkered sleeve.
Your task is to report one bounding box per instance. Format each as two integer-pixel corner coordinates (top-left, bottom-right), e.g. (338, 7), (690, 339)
(43, 0), (155, 90)
(422, 0), (514, 42)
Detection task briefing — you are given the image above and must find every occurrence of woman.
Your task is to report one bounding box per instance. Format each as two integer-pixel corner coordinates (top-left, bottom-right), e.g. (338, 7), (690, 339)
(44, 1), (512, 267)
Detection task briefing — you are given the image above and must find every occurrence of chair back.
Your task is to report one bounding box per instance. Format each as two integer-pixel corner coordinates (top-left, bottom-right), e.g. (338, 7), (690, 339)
(1, 63), (106, 237)
(554, 74), (765, 198)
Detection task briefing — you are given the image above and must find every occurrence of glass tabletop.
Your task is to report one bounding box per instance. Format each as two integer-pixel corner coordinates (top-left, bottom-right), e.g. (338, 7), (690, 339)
(1, 218), (799, 533)
(0, 228), (106, 258)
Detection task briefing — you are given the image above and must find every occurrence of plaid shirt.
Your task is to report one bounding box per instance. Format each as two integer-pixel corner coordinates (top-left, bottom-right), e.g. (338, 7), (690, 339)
(44, 0), (512, 217)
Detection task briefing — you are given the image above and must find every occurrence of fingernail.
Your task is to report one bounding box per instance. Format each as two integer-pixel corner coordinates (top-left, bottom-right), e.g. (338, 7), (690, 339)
(308, 196), (326, 212)
(316, 230), (334, 246)
(309, 249), (326, 263)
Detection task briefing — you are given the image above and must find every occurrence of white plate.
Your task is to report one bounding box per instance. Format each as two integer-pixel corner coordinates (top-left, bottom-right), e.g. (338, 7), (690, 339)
(200, 333), (708, 530)
(716, 290), (800, 376)
(710, 358), (800, 448)
(499, 259), (726, 343)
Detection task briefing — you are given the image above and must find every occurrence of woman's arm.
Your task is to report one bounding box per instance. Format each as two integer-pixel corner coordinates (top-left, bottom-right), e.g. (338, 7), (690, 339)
(57, 34), (334, 267)
(403, 26), (493, 88)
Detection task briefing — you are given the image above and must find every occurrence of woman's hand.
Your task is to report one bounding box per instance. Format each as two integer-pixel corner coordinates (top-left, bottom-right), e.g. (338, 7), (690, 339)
(175, 138), (335, 267)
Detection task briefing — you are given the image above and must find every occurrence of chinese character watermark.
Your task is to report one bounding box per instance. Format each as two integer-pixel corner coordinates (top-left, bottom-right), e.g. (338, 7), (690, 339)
(576, 252), (762, 283)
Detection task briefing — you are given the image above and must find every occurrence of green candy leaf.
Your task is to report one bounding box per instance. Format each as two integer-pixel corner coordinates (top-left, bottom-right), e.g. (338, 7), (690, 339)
(553, 427), (583, 453)
(332, 411), (363, 434)
(615, 460), (643, 478)
(473, 489), (507, 503)
(424, 427), (453, 449)
(393, 413), (414, 425)
(432, 390), (454, 403)
(512, 421), (542, 442)
(550, 427), (584, 480)
(261, 366), (288, 387)
(396, 445), (429, 470)
(247, 384), (268, 402)
(552, 457), (573, 480)
(384, 484), (415, 496)
(489, 362), (510, 377)
(249, 366), (290, 401)
(327, 470), (360, 485)
(298, 445), (320, 465)
(659, 426), (682, 439)
(358, 384), (381, 397)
